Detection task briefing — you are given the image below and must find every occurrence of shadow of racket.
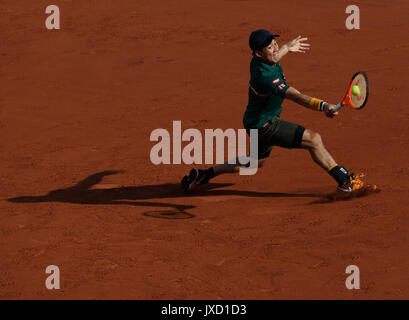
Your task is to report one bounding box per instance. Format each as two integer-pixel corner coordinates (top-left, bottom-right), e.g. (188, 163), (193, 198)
(143, 205), (195, 219)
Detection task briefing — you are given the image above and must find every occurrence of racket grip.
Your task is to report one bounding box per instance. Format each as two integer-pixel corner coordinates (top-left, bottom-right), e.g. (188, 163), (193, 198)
(332, 102), (342, 112)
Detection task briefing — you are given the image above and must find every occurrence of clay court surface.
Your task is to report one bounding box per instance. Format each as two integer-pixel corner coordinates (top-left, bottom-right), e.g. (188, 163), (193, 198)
(1, 0), (409, 299)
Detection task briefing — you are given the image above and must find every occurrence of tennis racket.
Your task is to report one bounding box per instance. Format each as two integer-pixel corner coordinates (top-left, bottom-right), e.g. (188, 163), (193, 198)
(332, 71), (369, 112)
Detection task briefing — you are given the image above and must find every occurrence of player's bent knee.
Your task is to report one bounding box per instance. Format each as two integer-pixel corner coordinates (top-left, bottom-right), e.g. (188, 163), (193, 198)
(311, 132), (323, 147)
(302, 129), (323, 149)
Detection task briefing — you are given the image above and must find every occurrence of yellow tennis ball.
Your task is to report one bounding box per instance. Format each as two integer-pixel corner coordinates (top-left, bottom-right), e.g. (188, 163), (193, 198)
(351, 85), (360, 96)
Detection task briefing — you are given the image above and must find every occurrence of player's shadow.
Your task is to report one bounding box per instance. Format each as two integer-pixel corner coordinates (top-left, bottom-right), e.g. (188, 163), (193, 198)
(7, 170), (322, 219)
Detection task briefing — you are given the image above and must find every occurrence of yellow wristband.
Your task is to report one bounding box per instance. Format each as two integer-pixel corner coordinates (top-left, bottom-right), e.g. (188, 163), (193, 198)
(309, 98), (324, 111)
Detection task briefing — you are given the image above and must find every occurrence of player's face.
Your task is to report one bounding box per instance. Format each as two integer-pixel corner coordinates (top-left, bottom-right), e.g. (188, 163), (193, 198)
(256, 39), (280, 65)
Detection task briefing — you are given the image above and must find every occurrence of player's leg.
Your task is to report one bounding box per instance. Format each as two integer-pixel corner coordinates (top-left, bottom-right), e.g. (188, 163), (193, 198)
(181, 127), (272, 192)
(210, 128), (272, 175)
(301, 129), (354, 192)
(301, 129), (336, 170)
(181, 149), (270, 192)
(181, 157), (267, 192)
(213, 157), (267, 174)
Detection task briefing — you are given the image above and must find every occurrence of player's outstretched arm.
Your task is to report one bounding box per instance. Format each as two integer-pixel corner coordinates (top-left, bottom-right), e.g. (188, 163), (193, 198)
(285, 86), (339, 118)
(278, 36), (310, 60)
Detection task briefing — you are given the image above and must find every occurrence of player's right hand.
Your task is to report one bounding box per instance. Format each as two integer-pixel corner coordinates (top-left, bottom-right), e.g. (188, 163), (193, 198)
(323, 103), (339, 118)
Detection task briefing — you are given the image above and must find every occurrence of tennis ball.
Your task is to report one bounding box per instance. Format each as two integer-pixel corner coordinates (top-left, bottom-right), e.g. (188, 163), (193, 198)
(351, 85), (360, 96)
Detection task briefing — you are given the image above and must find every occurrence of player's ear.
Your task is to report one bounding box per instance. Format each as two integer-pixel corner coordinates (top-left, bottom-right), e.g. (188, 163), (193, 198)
(254, 50), (262, 58)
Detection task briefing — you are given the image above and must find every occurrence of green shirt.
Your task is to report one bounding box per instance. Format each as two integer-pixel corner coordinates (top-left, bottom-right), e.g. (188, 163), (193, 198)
(243, 56), (290, 129)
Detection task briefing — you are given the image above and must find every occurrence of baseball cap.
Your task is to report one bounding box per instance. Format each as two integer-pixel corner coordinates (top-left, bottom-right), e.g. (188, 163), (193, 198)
(249, 29), (280, 51)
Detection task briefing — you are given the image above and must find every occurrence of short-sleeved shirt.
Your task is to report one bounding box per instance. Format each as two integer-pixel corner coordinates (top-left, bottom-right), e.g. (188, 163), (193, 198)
(243, 56), (290, 129)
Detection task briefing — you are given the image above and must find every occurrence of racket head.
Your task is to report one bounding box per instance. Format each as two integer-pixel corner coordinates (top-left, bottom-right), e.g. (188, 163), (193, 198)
(349, 71), (369, 109)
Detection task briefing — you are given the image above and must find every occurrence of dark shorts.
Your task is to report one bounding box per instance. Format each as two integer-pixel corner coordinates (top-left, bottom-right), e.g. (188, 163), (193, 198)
(246, 117), (305, 159)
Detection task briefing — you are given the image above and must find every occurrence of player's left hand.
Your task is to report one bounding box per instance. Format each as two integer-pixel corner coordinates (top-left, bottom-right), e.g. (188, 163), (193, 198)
(323, 103), (339, 118)
(287, 36), (310, 53)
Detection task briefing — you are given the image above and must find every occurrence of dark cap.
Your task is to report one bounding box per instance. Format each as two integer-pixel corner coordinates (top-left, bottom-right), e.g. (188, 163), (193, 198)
(249, 29), (280, 51)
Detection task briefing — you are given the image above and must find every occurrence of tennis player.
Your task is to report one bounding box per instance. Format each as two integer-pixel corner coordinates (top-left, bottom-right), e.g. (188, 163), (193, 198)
(181, 29), (355, 193)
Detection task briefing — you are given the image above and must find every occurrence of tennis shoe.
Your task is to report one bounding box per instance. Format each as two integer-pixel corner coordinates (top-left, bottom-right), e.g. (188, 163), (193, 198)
(337, 173), (356, 193)
(181, 168), (207, 193)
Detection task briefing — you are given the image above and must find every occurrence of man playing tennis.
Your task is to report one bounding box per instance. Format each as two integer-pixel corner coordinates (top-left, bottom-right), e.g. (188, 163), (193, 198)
(181, 29), (355, 193)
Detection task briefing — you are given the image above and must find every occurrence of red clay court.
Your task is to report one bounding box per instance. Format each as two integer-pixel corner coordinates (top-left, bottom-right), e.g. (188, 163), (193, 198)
(1, 0), (408, 299)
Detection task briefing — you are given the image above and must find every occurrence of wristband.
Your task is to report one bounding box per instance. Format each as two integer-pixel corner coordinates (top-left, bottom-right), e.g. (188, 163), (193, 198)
(319, 101), (326, 111)
(308, 98), (324, 111)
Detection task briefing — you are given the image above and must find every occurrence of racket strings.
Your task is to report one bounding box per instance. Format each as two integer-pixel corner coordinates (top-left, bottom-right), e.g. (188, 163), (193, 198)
(350, 73), (368, 109)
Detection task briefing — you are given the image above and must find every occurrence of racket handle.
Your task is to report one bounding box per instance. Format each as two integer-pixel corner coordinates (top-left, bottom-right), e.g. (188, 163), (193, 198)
(332, 102), (342, 112)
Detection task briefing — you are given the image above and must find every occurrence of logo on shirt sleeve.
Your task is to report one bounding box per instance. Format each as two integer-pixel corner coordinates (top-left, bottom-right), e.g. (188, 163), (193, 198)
(272, 78), (280, 84)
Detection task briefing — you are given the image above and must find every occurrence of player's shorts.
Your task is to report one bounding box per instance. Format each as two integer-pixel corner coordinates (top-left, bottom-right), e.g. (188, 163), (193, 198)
(246, 117), (305, 159)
